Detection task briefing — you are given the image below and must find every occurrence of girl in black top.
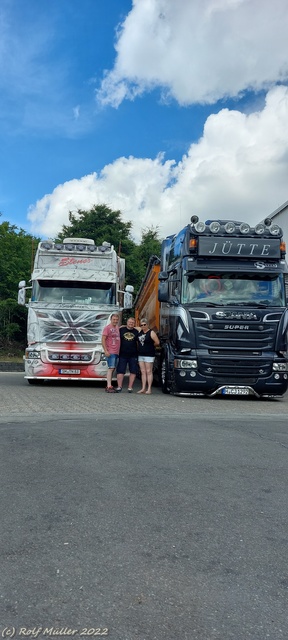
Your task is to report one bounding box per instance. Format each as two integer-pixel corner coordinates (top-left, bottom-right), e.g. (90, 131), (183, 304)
(137, 318), (160, 394)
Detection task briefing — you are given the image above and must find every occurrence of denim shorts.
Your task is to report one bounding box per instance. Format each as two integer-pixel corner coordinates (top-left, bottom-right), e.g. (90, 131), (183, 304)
(117, 356), (138, 375)
(106, 354), (119, 368)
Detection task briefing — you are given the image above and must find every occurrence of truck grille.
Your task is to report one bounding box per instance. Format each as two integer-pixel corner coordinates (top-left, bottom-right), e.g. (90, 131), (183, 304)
(192, 318), (277, 379)
(199, 357), (271, 379)
(214, 376), (256, 384)
(47, 351), (94, 363)
(195, 321), (276, 352)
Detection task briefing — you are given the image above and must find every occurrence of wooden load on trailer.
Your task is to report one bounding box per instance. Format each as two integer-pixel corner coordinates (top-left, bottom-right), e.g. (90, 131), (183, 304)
(134, 255), (161, 331)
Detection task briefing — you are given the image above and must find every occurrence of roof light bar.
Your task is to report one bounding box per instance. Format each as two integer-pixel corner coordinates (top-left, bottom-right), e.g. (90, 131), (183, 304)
(189, 219), (283, 237)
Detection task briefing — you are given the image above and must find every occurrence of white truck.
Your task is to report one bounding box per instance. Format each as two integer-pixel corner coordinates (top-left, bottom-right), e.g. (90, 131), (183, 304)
(18, 237), (133, 384)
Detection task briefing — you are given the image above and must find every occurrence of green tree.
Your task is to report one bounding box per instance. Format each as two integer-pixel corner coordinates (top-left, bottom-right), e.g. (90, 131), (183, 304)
(0, 214), (40, 353)
(56, 204), (163, 293)
(0, 299), (27, 345)
(0, 217), (40, 300)
(136, 226), (162, 266)
(57, 204), (133, 251)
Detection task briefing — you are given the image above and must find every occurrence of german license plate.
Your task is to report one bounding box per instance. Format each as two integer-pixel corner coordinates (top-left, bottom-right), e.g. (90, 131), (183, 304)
(59, 369), (81, 375)
(222, 387), (249, 395)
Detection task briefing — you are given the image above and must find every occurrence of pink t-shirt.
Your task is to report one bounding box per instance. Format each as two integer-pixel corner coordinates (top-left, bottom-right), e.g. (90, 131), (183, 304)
(102, 324), (120, 354)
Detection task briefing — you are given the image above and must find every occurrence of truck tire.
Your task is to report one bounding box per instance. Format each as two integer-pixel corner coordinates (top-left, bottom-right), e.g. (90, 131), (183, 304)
(161, 356), (171, 394)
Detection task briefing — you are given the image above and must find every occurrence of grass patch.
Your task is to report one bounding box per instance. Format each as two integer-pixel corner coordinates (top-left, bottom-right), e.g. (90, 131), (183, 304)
(0, 344), (25, 362)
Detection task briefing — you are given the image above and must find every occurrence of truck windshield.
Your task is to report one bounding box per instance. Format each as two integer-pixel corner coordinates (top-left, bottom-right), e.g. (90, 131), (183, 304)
(32, 280), (116, 304)
(182, 273), (285, 306)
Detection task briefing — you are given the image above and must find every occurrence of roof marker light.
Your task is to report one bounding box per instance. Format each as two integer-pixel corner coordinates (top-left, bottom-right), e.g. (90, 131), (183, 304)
(209, 221), (221, 233)
(41, 242), (53, 250)
(195, 221), (206, 233)
(255, 223), (265, 234)
(239, 223), (250, 234)
(269, 224), (281, 236)
(225, 222), (235, 233)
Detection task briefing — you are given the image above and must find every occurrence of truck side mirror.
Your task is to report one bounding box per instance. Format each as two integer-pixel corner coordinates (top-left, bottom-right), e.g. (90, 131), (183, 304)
(158, 281), (169, 302)
(124, 292), (133, 309)
(158, 271), (168, 281)
(18, 287), (26, 305)
(123, 284), (134, 309)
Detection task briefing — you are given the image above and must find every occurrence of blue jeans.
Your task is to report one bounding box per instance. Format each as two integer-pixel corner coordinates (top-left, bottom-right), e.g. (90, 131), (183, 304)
(106, 354), (119, 368)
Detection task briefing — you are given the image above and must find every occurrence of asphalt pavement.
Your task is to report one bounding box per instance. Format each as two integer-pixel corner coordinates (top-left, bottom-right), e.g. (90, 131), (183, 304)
(0, 372), (287, 421)
(0, 373), (287, 640)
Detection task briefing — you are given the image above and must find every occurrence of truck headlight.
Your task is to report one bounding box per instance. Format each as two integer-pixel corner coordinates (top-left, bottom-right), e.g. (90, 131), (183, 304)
(26, 350), (41, 359)
(174, 359), (198, 369)
(273, 362), (288, 371)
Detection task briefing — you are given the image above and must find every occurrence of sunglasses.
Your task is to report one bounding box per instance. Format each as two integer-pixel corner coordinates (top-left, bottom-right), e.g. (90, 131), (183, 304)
(140, 323), (147, 326)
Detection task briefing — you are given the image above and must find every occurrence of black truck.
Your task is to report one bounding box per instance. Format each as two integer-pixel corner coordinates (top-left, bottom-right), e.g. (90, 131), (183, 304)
(156, 217), (288, 397)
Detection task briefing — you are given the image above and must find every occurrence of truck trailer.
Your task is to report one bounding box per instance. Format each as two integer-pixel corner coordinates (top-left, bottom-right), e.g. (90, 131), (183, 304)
(134, 217), (288, 398)
(18, 237), (133, 383)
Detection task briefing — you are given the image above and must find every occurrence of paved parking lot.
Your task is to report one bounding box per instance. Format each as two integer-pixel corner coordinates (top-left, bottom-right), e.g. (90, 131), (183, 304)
(0, 372), (287, 421)
(1, 372), (287, 640)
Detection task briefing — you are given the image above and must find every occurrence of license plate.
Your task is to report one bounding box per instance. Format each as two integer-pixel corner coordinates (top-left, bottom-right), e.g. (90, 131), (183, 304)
(222, 387), (249, 395)
(59, 369), (81, 375)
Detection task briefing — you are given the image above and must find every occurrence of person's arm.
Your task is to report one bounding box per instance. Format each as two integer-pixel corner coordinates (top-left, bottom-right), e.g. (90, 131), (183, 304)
(102, 332), (110, 357)
(151, 330), (160, 347)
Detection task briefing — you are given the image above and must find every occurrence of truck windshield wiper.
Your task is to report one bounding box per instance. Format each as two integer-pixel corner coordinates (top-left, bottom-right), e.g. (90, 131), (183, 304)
(225, 302), (266, 308)
(191, 301), (224, 307)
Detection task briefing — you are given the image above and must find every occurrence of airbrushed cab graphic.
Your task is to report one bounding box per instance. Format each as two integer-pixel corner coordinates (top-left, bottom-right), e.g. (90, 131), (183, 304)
(18, 238), (133, 384)
(156, 217), (288, 397)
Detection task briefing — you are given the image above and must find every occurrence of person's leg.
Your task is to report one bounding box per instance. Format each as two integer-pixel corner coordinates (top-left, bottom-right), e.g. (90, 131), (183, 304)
(106, 367), (114, 387)
(116, 356), (127, 390)
(145, 362), (154, 394)
(128, 372), (136, 390)
(116, 372), (124, 388)
(128, 357), (137, 391)
(106, 355), (117, 390)
(137, 360), (147, 393)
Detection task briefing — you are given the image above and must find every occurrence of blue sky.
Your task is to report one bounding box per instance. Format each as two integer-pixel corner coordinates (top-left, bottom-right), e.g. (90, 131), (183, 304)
(1, 0), (288, 242)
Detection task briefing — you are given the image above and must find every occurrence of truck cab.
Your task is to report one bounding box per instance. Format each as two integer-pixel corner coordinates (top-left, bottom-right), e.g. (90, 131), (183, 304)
(138, 218), (288, 398)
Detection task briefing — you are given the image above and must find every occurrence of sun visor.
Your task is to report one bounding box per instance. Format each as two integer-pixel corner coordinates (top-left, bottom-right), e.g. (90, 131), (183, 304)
(184, 257), (288, 274)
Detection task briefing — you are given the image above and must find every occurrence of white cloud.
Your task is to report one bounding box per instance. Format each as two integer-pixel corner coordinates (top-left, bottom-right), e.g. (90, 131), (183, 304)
(28, 85), (288, 242)
(73, 105), (80, 120)
(97, 0), (288, 107)
(28, 156), (176, 241)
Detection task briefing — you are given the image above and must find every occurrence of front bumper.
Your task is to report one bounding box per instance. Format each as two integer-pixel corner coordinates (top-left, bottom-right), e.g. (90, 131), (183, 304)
(172, 367), (288, 398)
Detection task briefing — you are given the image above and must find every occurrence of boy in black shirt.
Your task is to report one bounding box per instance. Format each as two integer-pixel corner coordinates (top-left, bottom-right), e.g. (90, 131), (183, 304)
(116, 317), (139, 392)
